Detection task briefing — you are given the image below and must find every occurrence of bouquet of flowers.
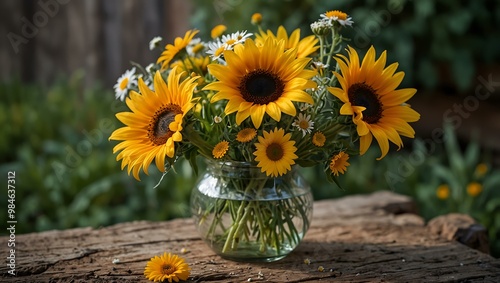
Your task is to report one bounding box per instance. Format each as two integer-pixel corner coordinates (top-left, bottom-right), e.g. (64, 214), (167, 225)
(110, 10), (420, 263)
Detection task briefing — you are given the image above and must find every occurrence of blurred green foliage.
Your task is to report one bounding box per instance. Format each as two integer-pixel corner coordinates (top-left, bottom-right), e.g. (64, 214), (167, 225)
(1, 76), (499, 257)
(191, 0), (500, 94)
(0, 74), (195, 234)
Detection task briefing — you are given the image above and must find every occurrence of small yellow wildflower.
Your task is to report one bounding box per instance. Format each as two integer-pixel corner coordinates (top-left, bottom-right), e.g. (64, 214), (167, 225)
(213, 140), (230, 159)
(251, 13), (262, 25)
(211, 24), (227, 39)
(466, 182), (482, 197)
(312, 132), (326, 147)
(436, 184), (450, 200)
(475, 163), (488, 177)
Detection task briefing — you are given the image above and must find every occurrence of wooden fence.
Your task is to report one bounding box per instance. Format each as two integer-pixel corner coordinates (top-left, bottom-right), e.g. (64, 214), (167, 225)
(0, 0), (192, 88)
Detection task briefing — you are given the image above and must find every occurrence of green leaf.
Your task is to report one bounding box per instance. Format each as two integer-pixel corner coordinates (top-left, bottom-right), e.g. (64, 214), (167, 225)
(464, 138), (479, 170)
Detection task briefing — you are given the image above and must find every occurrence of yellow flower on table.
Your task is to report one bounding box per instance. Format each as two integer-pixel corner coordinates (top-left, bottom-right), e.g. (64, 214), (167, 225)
(144, 252), (190, 282)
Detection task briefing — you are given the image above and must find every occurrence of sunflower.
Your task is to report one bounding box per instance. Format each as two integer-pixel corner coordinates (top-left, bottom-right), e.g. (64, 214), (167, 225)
(213, 140), (230, 159)
(329, 151), (350, 176)
(236, 128), (257, 143)
(204, 38), (316, 129)
(144, 252), (190, 282)
(255, 25), (319, 58)
(253, 128), (298, 177)
(328, 46), (420, 159)
(109, 68), (199, 180)
(157, 29), (199, 70)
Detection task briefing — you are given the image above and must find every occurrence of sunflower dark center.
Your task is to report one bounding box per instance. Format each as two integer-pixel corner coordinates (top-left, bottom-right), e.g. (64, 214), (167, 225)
(239, 69), (284, 105)
(348, 82), (383, 124)
(148, 104), (183, 145)
(266, 143), (284, 161)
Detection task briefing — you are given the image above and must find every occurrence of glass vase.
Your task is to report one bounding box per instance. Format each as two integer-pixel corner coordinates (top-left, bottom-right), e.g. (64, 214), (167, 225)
(190, 160), (313, 262)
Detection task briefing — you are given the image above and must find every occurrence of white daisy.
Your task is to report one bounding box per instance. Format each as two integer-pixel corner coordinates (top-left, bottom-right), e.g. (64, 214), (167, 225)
(113, 67), (136, 101)
(220, 31), (253, 48)
(149, 36), (162, 50)
(292, 113), (314, 137)
(320, 10), (354, 27)
(206, 39), (227, 61)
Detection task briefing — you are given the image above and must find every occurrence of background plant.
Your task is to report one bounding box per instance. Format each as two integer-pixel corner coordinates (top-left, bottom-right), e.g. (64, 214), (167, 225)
(192, 0), (500, 95)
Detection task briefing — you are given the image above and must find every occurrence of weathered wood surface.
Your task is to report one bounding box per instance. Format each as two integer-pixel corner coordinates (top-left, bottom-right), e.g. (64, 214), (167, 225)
(1, 191), (499, 282)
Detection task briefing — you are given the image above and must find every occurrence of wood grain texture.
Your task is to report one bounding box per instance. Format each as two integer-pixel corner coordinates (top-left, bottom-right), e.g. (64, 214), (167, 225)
(1, 191), (499, 282)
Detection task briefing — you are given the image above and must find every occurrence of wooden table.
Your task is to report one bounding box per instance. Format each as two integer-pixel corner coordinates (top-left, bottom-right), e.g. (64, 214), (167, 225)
(2, 192), (499, 282)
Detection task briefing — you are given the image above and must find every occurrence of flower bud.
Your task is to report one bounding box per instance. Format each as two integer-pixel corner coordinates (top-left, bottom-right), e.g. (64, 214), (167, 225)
(310, 19), (331, 36)
(251, 13), (263, 25)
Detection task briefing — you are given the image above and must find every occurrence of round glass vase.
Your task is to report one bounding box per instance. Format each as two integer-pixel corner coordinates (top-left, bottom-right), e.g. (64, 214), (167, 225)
(190, 160), (313, 262)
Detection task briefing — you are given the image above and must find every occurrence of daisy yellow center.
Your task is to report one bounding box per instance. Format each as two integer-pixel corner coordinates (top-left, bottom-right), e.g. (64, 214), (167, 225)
(215, 46), (225, 57)
(266, 143), (284, 161)
(299, 120), (310, 130)
(162, 264), (176, 275)
(226, 39), (236, 45)
(348, 83), (383, 124)
(119, 77), (129, 90)
(239, 69), (285, 105)
(326, 10), (347, 20)
(148, 104), (183, 146)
